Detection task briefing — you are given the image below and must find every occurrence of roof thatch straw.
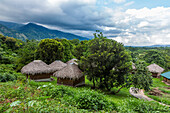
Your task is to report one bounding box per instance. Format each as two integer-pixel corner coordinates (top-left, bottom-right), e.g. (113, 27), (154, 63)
(21, 60), (51, 75)
(66, 58), (78, 65)
(53, 63), (83, 80)
(48, 60), (67, 73)
(147, 63), (164, 73)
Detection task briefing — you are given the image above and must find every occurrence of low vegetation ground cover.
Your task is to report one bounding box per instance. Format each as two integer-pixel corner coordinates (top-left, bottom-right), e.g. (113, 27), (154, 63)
(145, 78), (170, 105)
(0, 77), (169, 113)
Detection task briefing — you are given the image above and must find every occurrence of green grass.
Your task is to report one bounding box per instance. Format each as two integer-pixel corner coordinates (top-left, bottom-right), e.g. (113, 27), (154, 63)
(152, 77), (169, 88)
(159, 88), (170, 94)
(145, 77), (170, 105)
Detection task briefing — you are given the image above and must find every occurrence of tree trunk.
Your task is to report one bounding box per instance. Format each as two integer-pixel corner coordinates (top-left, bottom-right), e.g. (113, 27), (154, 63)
(115, 85), (124, 93)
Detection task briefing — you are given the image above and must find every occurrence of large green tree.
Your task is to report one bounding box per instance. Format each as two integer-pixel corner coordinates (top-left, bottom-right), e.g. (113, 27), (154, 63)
(74, 40), (89, 60)
(56, 39), (74, 62)
(79, 32), (132, 91)
(36, 39), (64, 64)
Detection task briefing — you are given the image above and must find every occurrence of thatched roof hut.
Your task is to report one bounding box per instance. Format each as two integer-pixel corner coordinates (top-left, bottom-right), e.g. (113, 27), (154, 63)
(53, 63), (83, 79)
(147, 63), (164, 78)
(21, 60), (51, 75)
(49, 60), (67, 73)
(53, 63), (84, 86)
(147, 63), (164, 73)
(66, 58), (78, 65)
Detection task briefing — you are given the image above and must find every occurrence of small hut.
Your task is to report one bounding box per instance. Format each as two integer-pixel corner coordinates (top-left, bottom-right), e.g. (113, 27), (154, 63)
(147, 63), (164, 78)
(21, 60), (52, 81)
(49, 60), (67, 73)
(161, 71), (170, 84)
(53, 63), (84, 87)
(66, 58), (78, 65)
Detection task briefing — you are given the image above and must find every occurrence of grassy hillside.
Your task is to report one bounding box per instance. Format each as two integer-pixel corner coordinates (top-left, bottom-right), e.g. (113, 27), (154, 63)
(0, 77), (169, 112)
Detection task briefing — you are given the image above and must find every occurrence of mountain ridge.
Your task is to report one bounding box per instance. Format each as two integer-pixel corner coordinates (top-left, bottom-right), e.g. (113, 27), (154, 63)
(0, 21), (89, 41)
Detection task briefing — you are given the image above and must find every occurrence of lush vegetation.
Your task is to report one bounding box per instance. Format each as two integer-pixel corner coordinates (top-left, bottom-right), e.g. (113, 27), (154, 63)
(0, 32), (170, 112)
(0, 79), (169, 112)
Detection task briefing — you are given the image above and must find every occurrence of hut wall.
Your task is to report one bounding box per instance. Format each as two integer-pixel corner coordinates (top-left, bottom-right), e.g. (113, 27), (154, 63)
(151, 72), (159, 78)
(163, 77), (167, 82)
(57, 78), (73, 86)
(73, 76), (85, 86)
(167, 79), (170, 84)
(27, 73), (51, 80)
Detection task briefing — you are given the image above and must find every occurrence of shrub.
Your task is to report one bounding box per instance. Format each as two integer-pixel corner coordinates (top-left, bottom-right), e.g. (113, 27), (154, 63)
(76, 90), (117, 111)
(0, 72), (16, 82)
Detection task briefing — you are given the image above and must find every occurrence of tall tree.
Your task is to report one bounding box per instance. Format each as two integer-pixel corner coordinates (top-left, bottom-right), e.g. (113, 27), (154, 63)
(79, 32), (132, 91)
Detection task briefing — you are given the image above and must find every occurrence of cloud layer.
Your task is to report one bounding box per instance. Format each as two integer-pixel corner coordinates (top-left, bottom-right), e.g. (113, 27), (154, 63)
(0, 0), (170, 46)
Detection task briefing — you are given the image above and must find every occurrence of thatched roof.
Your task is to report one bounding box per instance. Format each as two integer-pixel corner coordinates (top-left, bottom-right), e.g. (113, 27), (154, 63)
(147, 63), (164, 73)
(48, 60), (67, 73)
(66, 58), (78, 65)
(53, 63), (83, 80)
(21, 60), (51, 75)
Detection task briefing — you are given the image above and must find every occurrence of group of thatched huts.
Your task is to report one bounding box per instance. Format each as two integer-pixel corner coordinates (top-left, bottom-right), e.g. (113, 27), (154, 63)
(21, 59), (170, 86)
(21, 59), (85, 87)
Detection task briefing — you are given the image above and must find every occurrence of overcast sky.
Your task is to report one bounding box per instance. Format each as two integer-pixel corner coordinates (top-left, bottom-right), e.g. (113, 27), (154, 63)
(0, 0), (170, 46)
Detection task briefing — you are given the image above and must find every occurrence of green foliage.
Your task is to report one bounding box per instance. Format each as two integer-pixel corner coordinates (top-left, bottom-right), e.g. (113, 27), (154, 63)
(56, 38), (74, 62)
(0, 72), (16, 82)
(15, 39), (38, 71)
(80, 32), (132, 91)
(132, 61), (153, 91)
(143, 50), (167, 68)
(70, 39), (80, 46)
(36, 39), (64, 64)
(76, 90), (116, 111)
(118, 98), (169, 113)
(74, 40), (88, 60)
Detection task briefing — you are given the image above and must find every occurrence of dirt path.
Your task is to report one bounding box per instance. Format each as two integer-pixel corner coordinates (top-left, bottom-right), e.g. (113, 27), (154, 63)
(129, 87), (170, 107)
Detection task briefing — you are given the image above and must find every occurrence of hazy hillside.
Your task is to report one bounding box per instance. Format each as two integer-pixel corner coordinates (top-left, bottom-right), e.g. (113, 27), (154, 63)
(0, 21), (23, 29)
(0, 24), (27, 40)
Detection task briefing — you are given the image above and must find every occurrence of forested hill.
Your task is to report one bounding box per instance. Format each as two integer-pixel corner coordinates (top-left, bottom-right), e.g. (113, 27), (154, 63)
(0, 24), (27, 40)
(0, 21), (89, 41)
(17, 23), (89, 40)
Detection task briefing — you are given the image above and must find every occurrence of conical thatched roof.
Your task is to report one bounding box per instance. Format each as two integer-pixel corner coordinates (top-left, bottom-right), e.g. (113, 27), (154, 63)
(147, 63), (164, 73)
(21, 60), (51, 75)
(53, 63), (83, 80)
(49, 60), (67, 73)
(66, 58), (78, 65)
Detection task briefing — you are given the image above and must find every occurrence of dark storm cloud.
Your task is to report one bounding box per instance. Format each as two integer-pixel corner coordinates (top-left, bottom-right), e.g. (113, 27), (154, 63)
(0, 0), (115, 32)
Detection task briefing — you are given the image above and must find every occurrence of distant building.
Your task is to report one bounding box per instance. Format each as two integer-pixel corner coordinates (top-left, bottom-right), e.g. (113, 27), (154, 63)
(53, 63), (85, 87)
(161, 71), (170, 84)
(147, 63), (164, 78)
(21, 60), (52, 81)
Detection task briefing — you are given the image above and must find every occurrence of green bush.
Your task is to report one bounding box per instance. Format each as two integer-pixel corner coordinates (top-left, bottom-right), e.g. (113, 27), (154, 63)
(76, 90), (117, 111)
(118, 98), (169, 113)
(40, 84), (74, 98)
(0, 72), (16, 82)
